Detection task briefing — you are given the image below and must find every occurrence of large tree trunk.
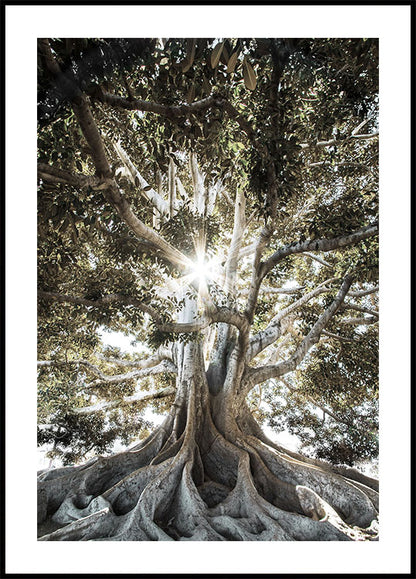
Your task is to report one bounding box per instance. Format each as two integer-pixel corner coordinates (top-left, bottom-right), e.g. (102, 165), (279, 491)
(36, 39), (380, 541)
(37, 336), (379, 542)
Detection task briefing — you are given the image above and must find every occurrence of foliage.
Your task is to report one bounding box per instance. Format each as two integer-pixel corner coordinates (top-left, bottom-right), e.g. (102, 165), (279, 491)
(38, 37), (378, 468)
(264, 325), (378, 465)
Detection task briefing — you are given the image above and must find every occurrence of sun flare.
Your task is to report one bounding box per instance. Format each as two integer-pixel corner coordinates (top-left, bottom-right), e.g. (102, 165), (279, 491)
(192, 256), (213, 282)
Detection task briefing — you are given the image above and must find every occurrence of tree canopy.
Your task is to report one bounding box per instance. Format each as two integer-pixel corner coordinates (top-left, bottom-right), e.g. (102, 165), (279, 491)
(37, 37), (379, 542)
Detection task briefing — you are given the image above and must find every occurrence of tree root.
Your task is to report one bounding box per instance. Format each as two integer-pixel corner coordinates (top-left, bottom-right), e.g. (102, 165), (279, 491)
(245, 436), (377, 528)
(38, 406), (379, 541)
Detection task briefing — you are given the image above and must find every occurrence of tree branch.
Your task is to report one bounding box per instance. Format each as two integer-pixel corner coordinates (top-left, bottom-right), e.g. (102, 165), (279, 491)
(307, 160), (374, 173)
(341, 302), (379, 318)
(221, 100), (257, 140)
(112, 140), (170, 217)
(261, 223), (378, 278)
(84, 359), (177, 389)
(98, 347), (172, 368)
(341, 316), (379, 326)
(38, 290), (160, 320)
(238, 242), (257, 260)
(321, 330), (361, 343)
(38, 355), (177, 389)
(38, 163), (102, 189)
(168, 156), (177, 218)
(300, 131), (379, 150)
(38, 290), (248, 336)
(189, 152), (207, 215)
(247, 278), (338, 361)
(37, 359), (106, 380)
(224, 187), (246, 294)
(40, 39), (192, 273)
(240, 285), (306, 297)
(349, 285), (378, 298)
(93, 88), (221, 118)
(302, 252), (334, 269)
(244, 224), (275, 323)
(74, 385), (176, 415)
(160, 306), (249, 335)
(94, 88), (258, 145)
(244, 275), (353, 390)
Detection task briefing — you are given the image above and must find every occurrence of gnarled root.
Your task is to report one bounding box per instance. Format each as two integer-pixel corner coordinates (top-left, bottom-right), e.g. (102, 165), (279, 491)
(38, 403), (378, 541)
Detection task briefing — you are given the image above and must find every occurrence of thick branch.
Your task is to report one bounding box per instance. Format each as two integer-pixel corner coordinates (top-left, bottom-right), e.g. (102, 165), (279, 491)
(38, 290), (248, 336)
(238, 242), (257, 260)
(189, 153), (206, 215)
(224, 187), (246, 294)
(38, 163), (102, 189)
(244, 276), (353, 390)
(38, 290), (160, 320)
(71, 92), (112, 179)
(38, 162), (182, 267)
(168, 157), (177, 218)
(244, 224), (275, 323)
(85, 359), (177, 389)
(113, 141), (170, 216)
(161, 306), (249, 335)
(108, 195), (193, 270)
(95, 88), (258, 144)
(247, 278), (338, 361)
(38, 289), (204, 333)
(261, 223), (378, 278)
(94, 89), (220, 118)
(98, 347), (172, 368)
(74, 385), (176, 415)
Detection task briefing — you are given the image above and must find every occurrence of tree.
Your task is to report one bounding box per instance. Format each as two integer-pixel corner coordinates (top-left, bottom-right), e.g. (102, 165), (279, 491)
(37, 38), (379, 541)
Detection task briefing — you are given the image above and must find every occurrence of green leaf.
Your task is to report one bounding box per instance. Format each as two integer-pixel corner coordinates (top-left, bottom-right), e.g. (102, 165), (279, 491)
(227, 51), (239, 74)
(243, 57), (257, 91)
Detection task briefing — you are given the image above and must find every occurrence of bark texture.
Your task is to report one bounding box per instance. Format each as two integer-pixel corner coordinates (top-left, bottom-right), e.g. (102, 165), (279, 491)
(38, 340), (379, 542)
